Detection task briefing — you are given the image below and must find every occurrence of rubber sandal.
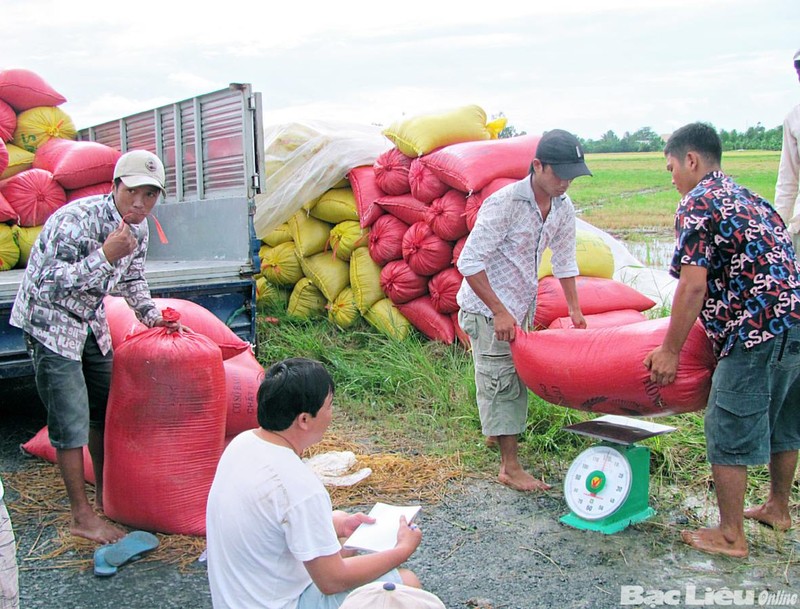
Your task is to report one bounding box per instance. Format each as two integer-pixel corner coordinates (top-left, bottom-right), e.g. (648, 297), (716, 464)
(93, 545), (117, 577)
(104, 530), (160, 567)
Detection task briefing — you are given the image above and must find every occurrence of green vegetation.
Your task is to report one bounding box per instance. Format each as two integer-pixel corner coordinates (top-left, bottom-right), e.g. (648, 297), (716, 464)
(255, 149), (789, 512)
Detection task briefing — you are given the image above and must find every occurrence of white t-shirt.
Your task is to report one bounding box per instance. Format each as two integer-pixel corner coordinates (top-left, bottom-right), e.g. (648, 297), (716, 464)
(206, 430), (342, 609)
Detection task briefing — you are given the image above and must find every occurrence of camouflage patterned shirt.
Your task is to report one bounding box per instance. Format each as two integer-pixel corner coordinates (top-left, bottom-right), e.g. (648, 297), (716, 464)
(10, 194), (159, 360)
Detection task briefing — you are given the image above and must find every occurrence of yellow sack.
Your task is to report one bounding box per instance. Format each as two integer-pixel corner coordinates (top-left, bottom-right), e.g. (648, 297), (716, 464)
(263, 223), (293, 247)
(383, 105), (506, 158)
(328, 286), (360, 329)
(310, 188), (359, 224)
(289, 211), (331, 258)
(261, 241), (303, 286)
(538, 229), (615, 280)
(300, 252), (350, 302)
(364, 298), (411, 341)
(287, 278), (327, 319)
(349, 246), (384, 314)
(329, 221), (369, 262)
(11, 224), (42, 268)
(13, 106), (76, 153)
(0, 224), (21, 271)
(1, 143), (34, 179)
(255, 276), (290, 308)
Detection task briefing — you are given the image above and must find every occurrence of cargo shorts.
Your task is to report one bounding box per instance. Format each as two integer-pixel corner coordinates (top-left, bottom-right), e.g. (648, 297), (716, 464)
(458, 310), (528, 437)
(24, 332), (113, 450)
(705, 325), (800, 466)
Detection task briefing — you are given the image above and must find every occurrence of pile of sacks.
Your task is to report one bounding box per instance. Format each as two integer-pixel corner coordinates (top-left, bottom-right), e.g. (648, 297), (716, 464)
(0, 68), (120, 272)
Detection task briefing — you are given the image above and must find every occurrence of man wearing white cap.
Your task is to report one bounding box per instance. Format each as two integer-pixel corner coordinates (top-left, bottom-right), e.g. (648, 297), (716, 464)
(775, 48), (800, 254)
(10, 149), (179, 545)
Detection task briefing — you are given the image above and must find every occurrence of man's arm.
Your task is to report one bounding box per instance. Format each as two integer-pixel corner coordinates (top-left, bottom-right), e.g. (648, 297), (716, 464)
(643, 264), (707, 385)
(557, 276), (586, 329)
(464, 271), (516, 341)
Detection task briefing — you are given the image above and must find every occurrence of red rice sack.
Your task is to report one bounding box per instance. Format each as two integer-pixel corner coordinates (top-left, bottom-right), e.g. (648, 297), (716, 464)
(33, 138), (120, 190)
(452, 312), (470, 348)
(427, 190), (468, 241)
(378, 194), (430, 226)
(534, 276), (656, 329)
(0, 141), (7, 177)
(428, 267), (463, 314)
(380, 259), (429, 304)
(510, 318), (716, 416)
(104, 296), (148, 347)
(368, 214), (408, 266)
(66, 182), (112, 202)
(0, 69), (66, 112)
(21, 426), (95, 484)
(0, 191), (16, 223)
(0, 168), (66, 227)
(0, 100), (15, 143)
(373, 147), (412, 195)
(104, 319), (227, 535)
(548, 309), (647, 329)
(348, 165), (385, 228)
(223, 349), (265, 437)
(402, 221), (453, 276)
(420, 134), (540, 194)
(408, 157), (449, 203)
(451, 236), (467, 266)
(396, 296), (455, 344)
(465, 178), (516, 231)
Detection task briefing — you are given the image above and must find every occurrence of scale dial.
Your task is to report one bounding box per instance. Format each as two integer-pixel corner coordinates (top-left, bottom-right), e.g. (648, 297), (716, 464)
(564, 445), (632, 521)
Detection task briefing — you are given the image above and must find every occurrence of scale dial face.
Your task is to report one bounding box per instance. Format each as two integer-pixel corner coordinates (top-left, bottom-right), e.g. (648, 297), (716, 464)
(564, 445), (632, 521)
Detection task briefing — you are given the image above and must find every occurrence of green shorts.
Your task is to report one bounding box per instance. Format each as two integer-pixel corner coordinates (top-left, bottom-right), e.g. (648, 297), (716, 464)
(458, 311), (528, 437)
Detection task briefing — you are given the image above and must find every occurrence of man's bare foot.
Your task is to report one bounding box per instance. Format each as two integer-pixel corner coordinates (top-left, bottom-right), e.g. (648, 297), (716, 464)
(485, 436), (498, 449)
(743, 505), (792, 531)
(680, 528), (749, 559)
(498, 469), (552, 492)
(72, 511), (126, 544)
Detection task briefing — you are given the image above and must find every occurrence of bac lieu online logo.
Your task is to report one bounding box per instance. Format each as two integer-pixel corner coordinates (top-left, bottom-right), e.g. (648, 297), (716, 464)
(620, 585), (798, 607)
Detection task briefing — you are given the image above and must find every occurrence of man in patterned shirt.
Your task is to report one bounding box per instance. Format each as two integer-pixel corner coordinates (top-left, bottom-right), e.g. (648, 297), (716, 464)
(645, 123), (800, 558)
(11, 150), (179, 544)
(457, 129), (589, 492)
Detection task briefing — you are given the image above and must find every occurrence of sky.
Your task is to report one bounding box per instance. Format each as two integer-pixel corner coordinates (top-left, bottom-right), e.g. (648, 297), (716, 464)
(2, 0), (799, 141)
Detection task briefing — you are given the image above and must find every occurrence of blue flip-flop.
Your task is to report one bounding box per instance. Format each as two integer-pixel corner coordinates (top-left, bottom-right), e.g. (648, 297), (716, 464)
(93, 545), (117, 577)
(104, 530), (160, 568)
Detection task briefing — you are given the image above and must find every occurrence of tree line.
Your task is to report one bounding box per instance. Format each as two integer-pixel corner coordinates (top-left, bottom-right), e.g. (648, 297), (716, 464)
(496, 115), (784, 152)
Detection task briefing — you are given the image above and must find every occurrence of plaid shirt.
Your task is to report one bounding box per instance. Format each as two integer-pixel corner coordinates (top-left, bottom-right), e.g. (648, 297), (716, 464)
(456, 176), (579, 326)
(10, 194), (160, 360)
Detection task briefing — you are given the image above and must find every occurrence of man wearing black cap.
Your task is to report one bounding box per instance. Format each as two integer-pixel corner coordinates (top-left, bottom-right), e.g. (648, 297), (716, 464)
(456, 129), (591, 491)
(775, 48), (800, 254)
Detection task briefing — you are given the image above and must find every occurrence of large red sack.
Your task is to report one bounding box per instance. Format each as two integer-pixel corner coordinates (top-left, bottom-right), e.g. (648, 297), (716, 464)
(419, 134), (540, 194)
(427, 189), (468, 241)
(0, 141), (8, 177)
(511, 318), (716, 416)
(465, 178), (516, 231)
(397, 296), (456, 344)
(378, 194), (430, 226)
(548, 308), (647, 329)
(380, 259), (429, 304)
(104, 319), (226, 535)
(21, 426), (95, 484)
(451, 235), (467, 266)
(428, 267), (462, 314)
(402, 221), (453, 277)
(0, 69), (67, 112)
(0, 168), (66, 226)
(66, 182), (112, 202)
(534, 276), (656, 329)
(33, 138), (120, 190)
(223, 349), (265, 437)
(0, 101), (14, 143)
(0, 191), (16, 223)
(348, 165), (386, 228)
(408, 157), (449, 203)
(373, 147), (412, 195)
(368, 214), (408, 266)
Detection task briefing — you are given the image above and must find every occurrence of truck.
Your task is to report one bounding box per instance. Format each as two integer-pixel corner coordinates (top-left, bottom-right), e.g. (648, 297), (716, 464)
(0, 83), (265, 379)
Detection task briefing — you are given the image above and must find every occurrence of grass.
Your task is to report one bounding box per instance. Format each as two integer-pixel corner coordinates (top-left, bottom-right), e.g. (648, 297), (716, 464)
(254, 149), (796, 517)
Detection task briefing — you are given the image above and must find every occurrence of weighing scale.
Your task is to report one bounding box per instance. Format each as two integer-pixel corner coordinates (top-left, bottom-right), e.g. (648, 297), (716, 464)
(559, 415), (675, 535)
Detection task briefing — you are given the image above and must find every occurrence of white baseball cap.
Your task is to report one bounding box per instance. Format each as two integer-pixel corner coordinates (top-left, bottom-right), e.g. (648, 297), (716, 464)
(113, 150), (166, 193)
(339, 582), (446, 609)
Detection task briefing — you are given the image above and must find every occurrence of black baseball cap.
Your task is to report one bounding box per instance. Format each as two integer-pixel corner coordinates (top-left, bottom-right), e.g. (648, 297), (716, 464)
(535, 129), (592, 180)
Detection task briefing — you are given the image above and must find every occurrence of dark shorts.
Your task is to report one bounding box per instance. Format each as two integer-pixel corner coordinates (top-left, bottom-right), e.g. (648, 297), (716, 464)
(705, 325), (800, 466)
(24, 332), (113, 450)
